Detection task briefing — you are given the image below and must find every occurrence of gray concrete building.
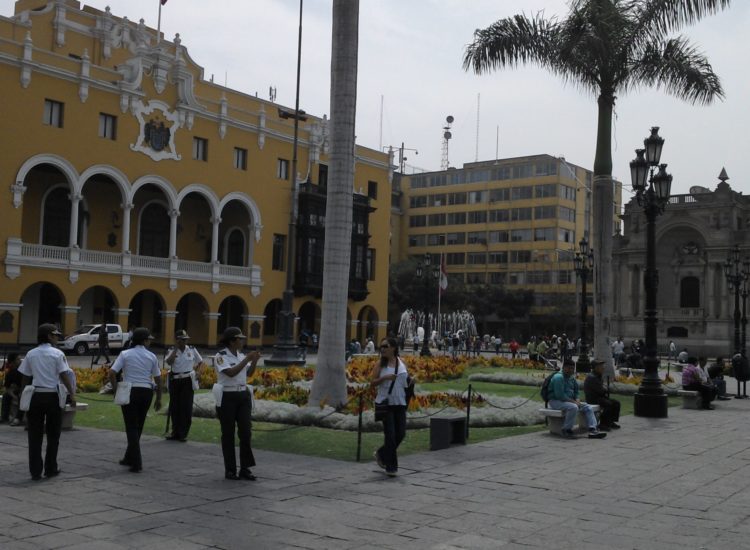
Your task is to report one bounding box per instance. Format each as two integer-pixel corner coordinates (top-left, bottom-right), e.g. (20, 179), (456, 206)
(612, 170), (747, 357)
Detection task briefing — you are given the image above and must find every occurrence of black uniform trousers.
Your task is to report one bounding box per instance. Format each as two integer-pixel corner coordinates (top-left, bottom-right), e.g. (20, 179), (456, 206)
(217, 390), (255, 474)
(377, 405), (407, 473)
(597, 397), (621, 427)
(120, 387), (153, 470)
(27, 392), (62, 478)
(683, 382), (717, 409)
(168, 375), (194, 439)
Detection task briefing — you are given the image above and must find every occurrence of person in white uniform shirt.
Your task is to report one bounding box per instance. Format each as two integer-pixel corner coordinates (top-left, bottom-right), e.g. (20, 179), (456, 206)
(213, 326), (261, 481)
(19, 323), (76, 480)
(370, 336), (409, 477)
(165, 329), (202, 441)
(108, 327), (162, 473)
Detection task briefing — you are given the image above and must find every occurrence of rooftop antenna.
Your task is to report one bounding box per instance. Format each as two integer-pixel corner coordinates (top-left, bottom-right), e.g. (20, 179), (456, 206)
(379, 94), (383, 150)
(475, 94), (480, 162)
(494, 124), (499, 164)
(269, 86), (277, 102)
(441, 115), (454, 170)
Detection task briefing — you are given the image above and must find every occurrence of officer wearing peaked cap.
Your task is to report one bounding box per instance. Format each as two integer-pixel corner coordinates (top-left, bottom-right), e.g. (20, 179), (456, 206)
(165, 329), (202, 442)
(213, 326), (261, 480)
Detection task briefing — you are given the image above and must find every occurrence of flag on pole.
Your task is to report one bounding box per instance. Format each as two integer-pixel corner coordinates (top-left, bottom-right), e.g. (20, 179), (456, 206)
(439, 253), (448, 296)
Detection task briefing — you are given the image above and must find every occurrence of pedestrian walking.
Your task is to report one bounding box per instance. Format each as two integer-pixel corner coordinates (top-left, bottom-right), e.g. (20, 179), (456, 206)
(213, 327), (261, 481)
(371, 336), (409, 477)
(18, 324), (77, 480)
(1, 353), (24, 425)
(93, 323), (110, 364)
(109, 327), (162, 473)
(165, 329), (202, 442)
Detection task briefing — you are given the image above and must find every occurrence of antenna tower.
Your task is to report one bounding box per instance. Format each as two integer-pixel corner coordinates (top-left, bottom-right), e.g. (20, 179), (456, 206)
(441, 115), (454, 170)
(475, 94), (480, 162)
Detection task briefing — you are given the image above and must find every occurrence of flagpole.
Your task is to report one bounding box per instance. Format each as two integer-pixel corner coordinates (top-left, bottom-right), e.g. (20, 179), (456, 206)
(157, 0), (163, 44)
(437, 252), (443, 343)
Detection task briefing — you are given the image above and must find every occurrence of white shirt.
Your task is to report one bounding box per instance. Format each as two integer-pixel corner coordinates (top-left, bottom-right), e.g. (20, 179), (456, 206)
(170, 345), (202, 374)
(375, 358), (408, 406)
(111, 345), (160, 386)
(612, 341), (625, 354)
(18, 343), (71, 389)
(214, 348), (249, 386)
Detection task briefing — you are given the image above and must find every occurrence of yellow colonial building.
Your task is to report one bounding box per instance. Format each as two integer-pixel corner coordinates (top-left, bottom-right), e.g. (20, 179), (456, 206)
(397, 155), (623, 332)
(0, 0), (391, 346)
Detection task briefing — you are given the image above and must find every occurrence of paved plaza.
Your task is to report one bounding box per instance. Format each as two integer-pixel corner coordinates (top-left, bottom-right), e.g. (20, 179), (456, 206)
(2, 396), (750, 550)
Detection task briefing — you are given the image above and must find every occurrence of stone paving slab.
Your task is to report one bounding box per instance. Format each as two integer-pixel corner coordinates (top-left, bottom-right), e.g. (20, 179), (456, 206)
(3, 398), (750, 549)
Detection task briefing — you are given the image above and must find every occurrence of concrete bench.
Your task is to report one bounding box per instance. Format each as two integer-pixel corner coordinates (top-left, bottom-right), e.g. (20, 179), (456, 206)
(539, 405), (601, 436)
(677, 390), (702, 410)
(62, 402), (89, 430)
(429, 416), (467, 450)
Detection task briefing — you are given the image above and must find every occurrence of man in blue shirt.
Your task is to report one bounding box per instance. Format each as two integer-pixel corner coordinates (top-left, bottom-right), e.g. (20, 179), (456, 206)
(548, 360), (606, 439)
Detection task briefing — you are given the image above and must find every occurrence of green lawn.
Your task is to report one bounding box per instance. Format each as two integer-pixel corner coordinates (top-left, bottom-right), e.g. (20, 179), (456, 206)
(73, 392), (545, 462)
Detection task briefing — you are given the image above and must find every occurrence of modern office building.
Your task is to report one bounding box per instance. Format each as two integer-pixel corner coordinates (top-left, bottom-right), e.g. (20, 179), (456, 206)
(397, 155), (623, 335)
(612, 171), (745, 356)
(0, 0), (391, 346)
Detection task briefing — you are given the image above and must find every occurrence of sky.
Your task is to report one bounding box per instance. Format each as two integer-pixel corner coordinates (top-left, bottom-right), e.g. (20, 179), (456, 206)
(2, 0), (748, 198)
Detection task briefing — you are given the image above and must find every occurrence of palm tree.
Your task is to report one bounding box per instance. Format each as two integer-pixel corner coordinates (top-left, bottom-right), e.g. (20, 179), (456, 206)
(464, 0), (729, 370)
(309, 0), (360, 407)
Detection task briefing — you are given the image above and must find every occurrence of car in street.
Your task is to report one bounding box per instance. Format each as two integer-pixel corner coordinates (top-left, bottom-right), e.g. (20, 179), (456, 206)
(58, 323), (131, 355)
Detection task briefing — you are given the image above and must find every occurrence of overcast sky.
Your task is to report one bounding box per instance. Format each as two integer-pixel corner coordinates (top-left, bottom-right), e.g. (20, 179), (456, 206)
(3, 0), (747, 197)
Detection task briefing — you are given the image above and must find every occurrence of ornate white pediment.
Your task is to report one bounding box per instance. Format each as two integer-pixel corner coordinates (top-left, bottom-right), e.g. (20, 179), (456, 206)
(130, 100), (181, 162)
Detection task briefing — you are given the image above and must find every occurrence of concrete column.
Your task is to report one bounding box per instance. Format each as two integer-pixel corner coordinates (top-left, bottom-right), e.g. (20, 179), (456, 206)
(160, 310), (178, 344)
(69, 193), (82, 247)
(204, 312), (221, 346)
(706, 263), (715, 318)
(210, 216), (221, 263)
(113, 308), (132, 332)
(61, 305), (81, 336)
(169, 209), (179, 259)
(121, 203), (133, 253)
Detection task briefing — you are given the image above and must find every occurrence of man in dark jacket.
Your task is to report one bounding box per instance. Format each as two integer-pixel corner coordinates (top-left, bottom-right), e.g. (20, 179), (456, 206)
(583, 359), (621, 431)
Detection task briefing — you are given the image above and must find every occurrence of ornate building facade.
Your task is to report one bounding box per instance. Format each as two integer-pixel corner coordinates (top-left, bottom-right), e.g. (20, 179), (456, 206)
(612, 172), (745, 356)
(0, 0), (391, 346)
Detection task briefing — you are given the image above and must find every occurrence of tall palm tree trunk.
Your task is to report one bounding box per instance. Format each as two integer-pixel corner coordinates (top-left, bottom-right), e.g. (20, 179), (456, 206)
(309, 0), (359, 407)
(593, 93), (615, 376)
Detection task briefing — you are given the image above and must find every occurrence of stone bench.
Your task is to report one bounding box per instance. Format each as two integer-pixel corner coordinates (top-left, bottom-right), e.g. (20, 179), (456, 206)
(539, 405), (601, 436)
(677, 390), (702, 410)
(429, 416), (467, 450)
(62, 402), (88, 430)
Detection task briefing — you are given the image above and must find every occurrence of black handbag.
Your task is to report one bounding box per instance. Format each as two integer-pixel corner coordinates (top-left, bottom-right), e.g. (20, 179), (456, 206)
(374, 371), (398, 422)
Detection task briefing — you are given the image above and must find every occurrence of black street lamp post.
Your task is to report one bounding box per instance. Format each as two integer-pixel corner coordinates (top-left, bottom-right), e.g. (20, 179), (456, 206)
(630, 127), (672, 418)
(723, 245), (749, 397)
(573, 237), (594, 373)
(416, 253), (440, 357)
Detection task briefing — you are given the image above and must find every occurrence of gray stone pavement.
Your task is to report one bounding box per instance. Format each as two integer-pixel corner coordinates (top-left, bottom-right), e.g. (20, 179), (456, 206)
(2, 399), (750, 550)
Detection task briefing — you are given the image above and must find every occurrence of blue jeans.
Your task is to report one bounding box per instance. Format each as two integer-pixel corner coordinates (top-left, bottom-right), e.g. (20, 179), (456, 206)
(548, 399), (597, 431)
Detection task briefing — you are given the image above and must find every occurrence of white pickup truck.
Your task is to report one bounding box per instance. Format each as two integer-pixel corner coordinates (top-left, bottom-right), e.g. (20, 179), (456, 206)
(59, 323), (131, 355)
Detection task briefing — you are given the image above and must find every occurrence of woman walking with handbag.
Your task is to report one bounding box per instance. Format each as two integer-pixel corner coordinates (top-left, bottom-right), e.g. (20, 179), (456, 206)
(371, 337), (409, 477)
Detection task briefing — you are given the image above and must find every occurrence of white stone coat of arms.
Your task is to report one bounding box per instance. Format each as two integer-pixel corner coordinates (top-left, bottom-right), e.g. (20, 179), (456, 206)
(130, 100), (181, 161)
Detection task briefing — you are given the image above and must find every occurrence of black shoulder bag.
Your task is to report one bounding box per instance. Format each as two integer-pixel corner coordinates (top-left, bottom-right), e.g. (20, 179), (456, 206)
(374, 370), (398, 422)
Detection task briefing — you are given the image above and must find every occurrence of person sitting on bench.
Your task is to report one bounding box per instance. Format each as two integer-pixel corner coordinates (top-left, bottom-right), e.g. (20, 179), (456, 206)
(583, 359), (621, 431)
(547, 359), (606, 440)
(682, 356), (717, 410)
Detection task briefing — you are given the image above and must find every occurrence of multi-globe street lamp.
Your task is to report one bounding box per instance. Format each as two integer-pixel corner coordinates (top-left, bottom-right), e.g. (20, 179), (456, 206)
(416, 253), (440, 356)
(573, 237), (594, 373)
(723, 245), (750, 398)
(629, 126), (672, 418)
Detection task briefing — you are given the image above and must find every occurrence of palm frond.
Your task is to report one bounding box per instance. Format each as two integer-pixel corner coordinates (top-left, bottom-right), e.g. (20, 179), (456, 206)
(625, 35), (724, 104)
(633, 0), (731, 38)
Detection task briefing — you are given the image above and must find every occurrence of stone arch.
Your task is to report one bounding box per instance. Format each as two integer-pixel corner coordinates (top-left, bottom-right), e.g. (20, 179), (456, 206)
(136, 199), (170, 257)
(130, 174), (178, 211)
(19, 281), (65, 344)
(218, 295), (248, 335)
(176, 183), (219, 220)
(15, 154), (78, 192)
(222, 226), (246, 266)
(262, 299), (283, 340)
(128, 290), (166, 340)
(219, 192), (262, 241)
(78, 164), (130, 203)
(298, 301), (321, 336)
(357, 305), (379, 344)
(77, 285), (119, 325)
(175, 292), (210, 345)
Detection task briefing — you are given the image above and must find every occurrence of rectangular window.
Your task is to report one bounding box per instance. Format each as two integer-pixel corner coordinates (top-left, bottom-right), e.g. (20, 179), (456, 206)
(233, 147), (248, 170)
(448, 192), (467, 205)
(510, 229), (532, 242)
(98, 113), (117, 140)
(277, 158), (290, 180)
(318, 164), (328, 186)
(510, 250), (532, 263)
(494, 166), (512, 180)
(409, 215), (426, 228)
(272, 234), (286, 271)
(490, 188), (510, 202)
(410, 195), (428, 208)
(468, 190), (488, 204)
(534, 227), (556, 241)
(428, 213), (446, 226)
(513, 164), (532, 179)
(192, 137), (208, 161)
(535, 184), (557, 198)
(429, 193), (446, 206)
(560, 185), (576, 201)
(427, 234), (446, 246)
(558, 270), (572, 284)
(489, 251), (508, 264)
(534, 205), (557, 219)
(468, 211), (487, 224)
(446, 232), (465, 245)
(408, 235), (426, 247)
(467, 231), (487, 244)
(489, 209), (509, 222)
(446, 212), (466, 225)
(488, 230), (509, 243)
(509, 272), (525, 285)
(446, 252), (465, 265)
(511, 207), (532, 221)
(366, 249), (376, 281)
(466, 272), (486, 284)
(558, 228), (575, 243)
(43, 99), (64, 127)
(535, 162), (558, 176)
(511, 186), (533, 200)
(559, 206), (576, 222)
(489, 272), (506, 284)
(367, 181), (378, 200)
(467, 252), (487, 265)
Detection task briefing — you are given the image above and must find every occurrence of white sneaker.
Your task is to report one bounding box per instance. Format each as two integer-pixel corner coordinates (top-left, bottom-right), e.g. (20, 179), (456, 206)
(373, 451), (385, 469)
(9, 419), (21, 427)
